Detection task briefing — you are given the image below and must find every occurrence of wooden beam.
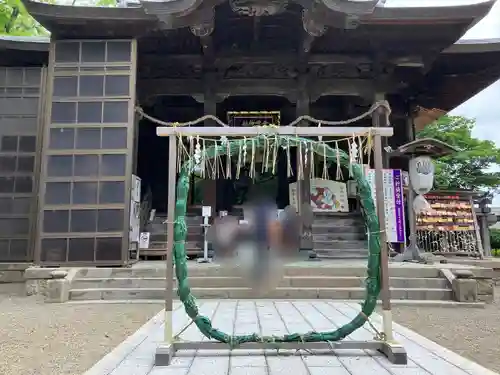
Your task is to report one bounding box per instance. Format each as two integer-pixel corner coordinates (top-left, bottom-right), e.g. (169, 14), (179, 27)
(156, 126), (394, 137)
(140, 53), (424, 67)
(140, 53), (373, 66)
(138, 78), (378, 100)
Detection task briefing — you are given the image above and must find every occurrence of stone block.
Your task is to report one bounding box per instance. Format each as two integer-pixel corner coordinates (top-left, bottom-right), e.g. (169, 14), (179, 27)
(79, 267), (113, 278)
(24, 267), (58, 279)
(25, 279), (48, 296)
(0, 263), (28, 271)
(45, 278), (70, 303)
(477, 279), (494, 295)
(452, 278), (477, 302)
(478, 293), (494, 303)
(70, 289), (103, 300)
(0, 270), (24, 283)
(476, 279), (495, 304)
(50, 270), (68, 279)
(453, 269), (475, 279)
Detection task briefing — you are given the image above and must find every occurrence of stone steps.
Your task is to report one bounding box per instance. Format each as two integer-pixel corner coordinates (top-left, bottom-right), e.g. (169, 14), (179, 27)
(311, 213), (367, 258)
(145, 214), (204, 258)
(71, 276), (449, 290)
(77, 265), (444, 279)
(68, 286), (453, 301)
(314, 249), (369, 259)
(312, 225), (365, 234)
(313, 233), (365, 241)
(69, 264), (454, 302)
(314, 240), (368, 250)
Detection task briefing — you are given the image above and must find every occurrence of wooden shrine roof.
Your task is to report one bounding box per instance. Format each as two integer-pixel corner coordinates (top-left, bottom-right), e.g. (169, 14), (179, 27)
(18, 0), (495, 40)
(1, 1), (499, 112)
(394, 138), (457, 158)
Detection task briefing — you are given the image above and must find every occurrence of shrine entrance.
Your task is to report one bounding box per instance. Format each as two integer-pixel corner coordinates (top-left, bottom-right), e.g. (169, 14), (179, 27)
(137, 95), (357, 216)
(198, 96), (295, 214)
(136, 96), (203, 213)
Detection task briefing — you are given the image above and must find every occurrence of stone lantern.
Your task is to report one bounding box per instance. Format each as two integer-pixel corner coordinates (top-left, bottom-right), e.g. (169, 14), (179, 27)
(389, 138), (457, 262)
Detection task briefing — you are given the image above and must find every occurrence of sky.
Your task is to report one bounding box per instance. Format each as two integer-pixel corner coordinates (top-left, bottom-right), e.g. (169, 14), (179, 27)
(447, 0), (500, 203)
(388, 0), (500, 203)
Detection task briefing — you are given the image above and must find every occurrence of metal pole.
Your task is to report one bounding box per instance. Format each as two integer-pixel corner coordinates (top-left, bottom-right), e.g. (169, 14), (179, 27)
(164, 135), (177, 344)
(372, 107), (394, 341)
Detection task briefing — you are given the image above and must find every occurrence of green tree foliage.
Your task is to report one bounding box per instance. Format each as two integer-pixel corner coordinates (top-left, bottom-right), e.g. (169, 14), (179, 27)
(417, 115), (500, 193)
(95, 0), (119, 6)
(0, 0), (48, 35)
(490, 228), (500, 251)
(1, 0), (117, 36)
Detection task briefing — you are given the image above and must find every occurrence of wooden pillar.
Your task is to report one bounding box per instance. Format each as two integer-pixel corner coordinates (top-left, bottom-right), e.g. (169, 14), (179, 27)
(203, 88), (217, 218)
(372, 98), (394, 340)
(296, 77), (314, 252)
(372, 93), (390, 168)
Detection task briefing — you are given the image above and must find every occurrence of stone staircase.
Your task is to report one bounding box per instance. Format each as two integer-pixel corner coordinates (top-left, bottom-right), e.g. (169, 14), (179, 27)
(68, 263), (454, 302)
(142, 207), (245, 259)
(140, 209), (204, 259)
(312, 213), (368, 259)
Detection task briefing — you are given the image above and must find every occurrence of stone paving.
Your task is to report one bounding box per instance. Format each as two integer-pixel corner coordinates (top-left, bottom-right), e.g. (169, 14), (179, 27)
(84, 300), (499, 375)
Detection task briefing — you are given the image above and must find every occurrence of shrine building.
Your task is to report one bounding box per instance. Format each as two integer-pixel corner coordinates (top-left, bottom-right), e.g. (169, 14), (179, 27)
(0, 0), (499, 266)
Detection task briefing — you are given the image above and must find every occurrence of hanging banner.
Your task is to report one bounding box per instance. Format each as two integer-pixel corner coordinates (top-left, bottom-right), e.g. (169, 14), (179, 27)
(365, 169), (406, 243)
(289, 179), (349, 213)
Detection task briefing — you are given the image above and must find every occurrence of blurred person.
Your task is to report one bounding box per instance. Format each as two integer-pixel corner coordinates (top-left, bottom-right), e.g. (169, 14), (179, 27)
(208, 199), (302, 294)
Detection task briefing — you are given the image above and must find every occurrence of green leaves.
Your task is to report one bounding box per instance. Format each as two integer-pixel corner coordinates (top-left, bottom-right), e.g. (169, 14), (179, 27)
(0, 0), (49, 36)
(1, 0), (119, 36)
(417, 115), (500, 193)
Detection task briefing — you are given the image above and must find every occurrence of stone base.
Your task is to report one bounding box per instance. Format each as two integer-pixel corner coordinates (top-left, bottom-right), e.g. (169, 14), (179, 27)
(452, 278), (478, 302)
(379, 341), (408, 365)
(154, 343), (175, 366)
(155, 340), (408, 366)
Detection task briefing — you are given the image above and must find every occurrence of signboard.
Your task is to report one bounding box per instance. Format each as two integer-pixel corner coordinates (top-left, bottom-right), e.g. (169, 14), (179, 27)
(289, 179), (349, 213)
(129, 174), (141, 244)
(129, 200), (140, 243)
(139, 232), (150, 249)
(202, 205), (212, 218)
(227, 111), (280, 127)
(131, 174), (141, 202)
(415, 193), (480, 255)
(417, 194), (474, 231)
(365, 169), (406, 243)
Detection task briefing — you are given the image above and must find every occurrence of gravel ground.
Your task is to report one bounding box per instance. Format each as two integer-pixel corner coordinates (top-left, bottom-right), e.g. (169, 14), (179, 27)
(390, 286), (500, 373)
(1, 284), (498, 375)
(0, 290), (161, 375)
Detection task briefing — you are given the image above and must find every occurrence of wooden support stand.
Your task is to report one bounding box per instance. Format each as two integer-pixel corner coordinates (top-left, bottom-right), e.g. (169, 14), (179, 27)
(155, 120), (407, 367)
(155, 340), (408, 366)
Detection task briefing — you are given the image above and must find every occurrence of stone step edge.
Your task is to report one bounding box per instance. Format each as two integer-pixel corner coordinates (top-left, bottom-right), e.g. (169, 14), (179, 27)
(69, 287), (452, 293)
(72, 276), (447, 282)
(64, 299), (485, 308)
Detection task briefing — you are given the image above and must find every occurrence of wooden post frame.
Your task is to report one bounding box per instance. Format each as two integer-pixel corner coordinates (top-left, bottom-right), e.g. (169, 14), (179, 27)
(164, 135), (177, 351)
(156, 126), (393, 138)
(155, 125), (406, 366)
(372, 108), (394, 342)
